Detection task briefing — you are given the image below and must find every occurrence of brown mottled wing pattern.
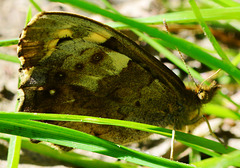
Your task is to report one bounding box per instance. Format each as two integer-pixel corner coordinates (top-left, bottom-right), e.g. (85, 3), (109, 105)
(17, 12), (217, 145)
(18, 11), (186, 94)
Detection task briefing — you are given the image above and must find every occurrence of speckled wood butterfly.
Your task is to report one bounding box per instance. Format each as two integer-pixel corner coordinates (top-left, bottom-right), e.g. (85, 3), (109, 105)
(17, 11), (219, 150)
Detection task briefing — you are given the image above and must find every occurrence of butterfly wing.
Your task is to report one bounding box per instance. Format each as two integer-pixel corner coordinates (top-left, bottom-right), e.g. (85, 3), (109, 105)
(18, 11), (186, 95)
(17, 12), (198, 144)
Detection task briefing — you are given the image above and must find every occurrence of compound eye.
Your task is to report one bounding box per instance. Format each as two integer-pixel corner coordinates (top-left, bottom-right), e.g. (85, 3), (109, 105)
(197, 90), (206, 100)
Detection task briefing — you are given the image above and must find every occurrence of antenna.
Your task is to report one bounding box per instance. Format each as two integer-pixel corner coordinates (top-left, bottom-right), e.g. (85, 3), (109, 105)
(198, 69), (221, 90)
(163, 19), (198, 89)
(163, 19), (224, 159)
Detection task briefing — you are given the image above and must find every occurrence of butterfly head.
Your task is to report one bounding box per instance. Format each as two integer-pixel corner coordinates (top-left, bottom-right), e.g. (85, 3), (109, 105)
(196, 81), (219, 104)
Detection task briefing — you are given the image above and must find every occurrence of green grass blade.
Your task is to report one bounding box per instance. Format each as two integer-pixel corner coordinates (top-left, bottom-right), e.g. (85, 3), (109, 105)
(7, 136), (21, 168)
(0, 119), (194, 168)
(189, 0), (231, 64)
(0, 112), (236, 155)
(232, 52), (240, 66)
(25, 6), (32, 26)
(189, 149), (201, 163)
(193, 150), (240, 168)
(20, 139), (137, 168)
(204, 104), (240, 120)
(107, 7), (240, 29)
(210, 0), (240, 7)
(0, 53), (20, 64)
(0, 134), (136, 168)
(218, 92), (240, 109)
(29, 0), (42, 12)
(0, 39), (18, 47)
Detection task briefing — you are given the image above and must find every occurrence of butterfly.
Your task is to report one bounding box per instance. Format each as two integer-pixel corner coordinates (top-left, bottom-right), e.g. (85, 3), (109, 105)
(17, 11), (219, 149)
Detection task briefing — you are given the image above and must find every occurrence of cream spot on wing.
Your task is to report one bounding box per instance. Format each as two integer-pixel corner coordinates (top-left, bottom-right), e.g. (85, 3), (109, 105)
(38, 87), (44, 91)
(19, 67), (34, 85)
(40, 29), (73, 62)
(106, 51), (130, 75)
(17, 89), (25, 110)
(83, 32), (111, 43)
(40, 39), (59, 62)
(47, 39), (59, 49)
(49, 89), (56, 95)
(19, 56), (25, 65)
(55, 29), (73, 38)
